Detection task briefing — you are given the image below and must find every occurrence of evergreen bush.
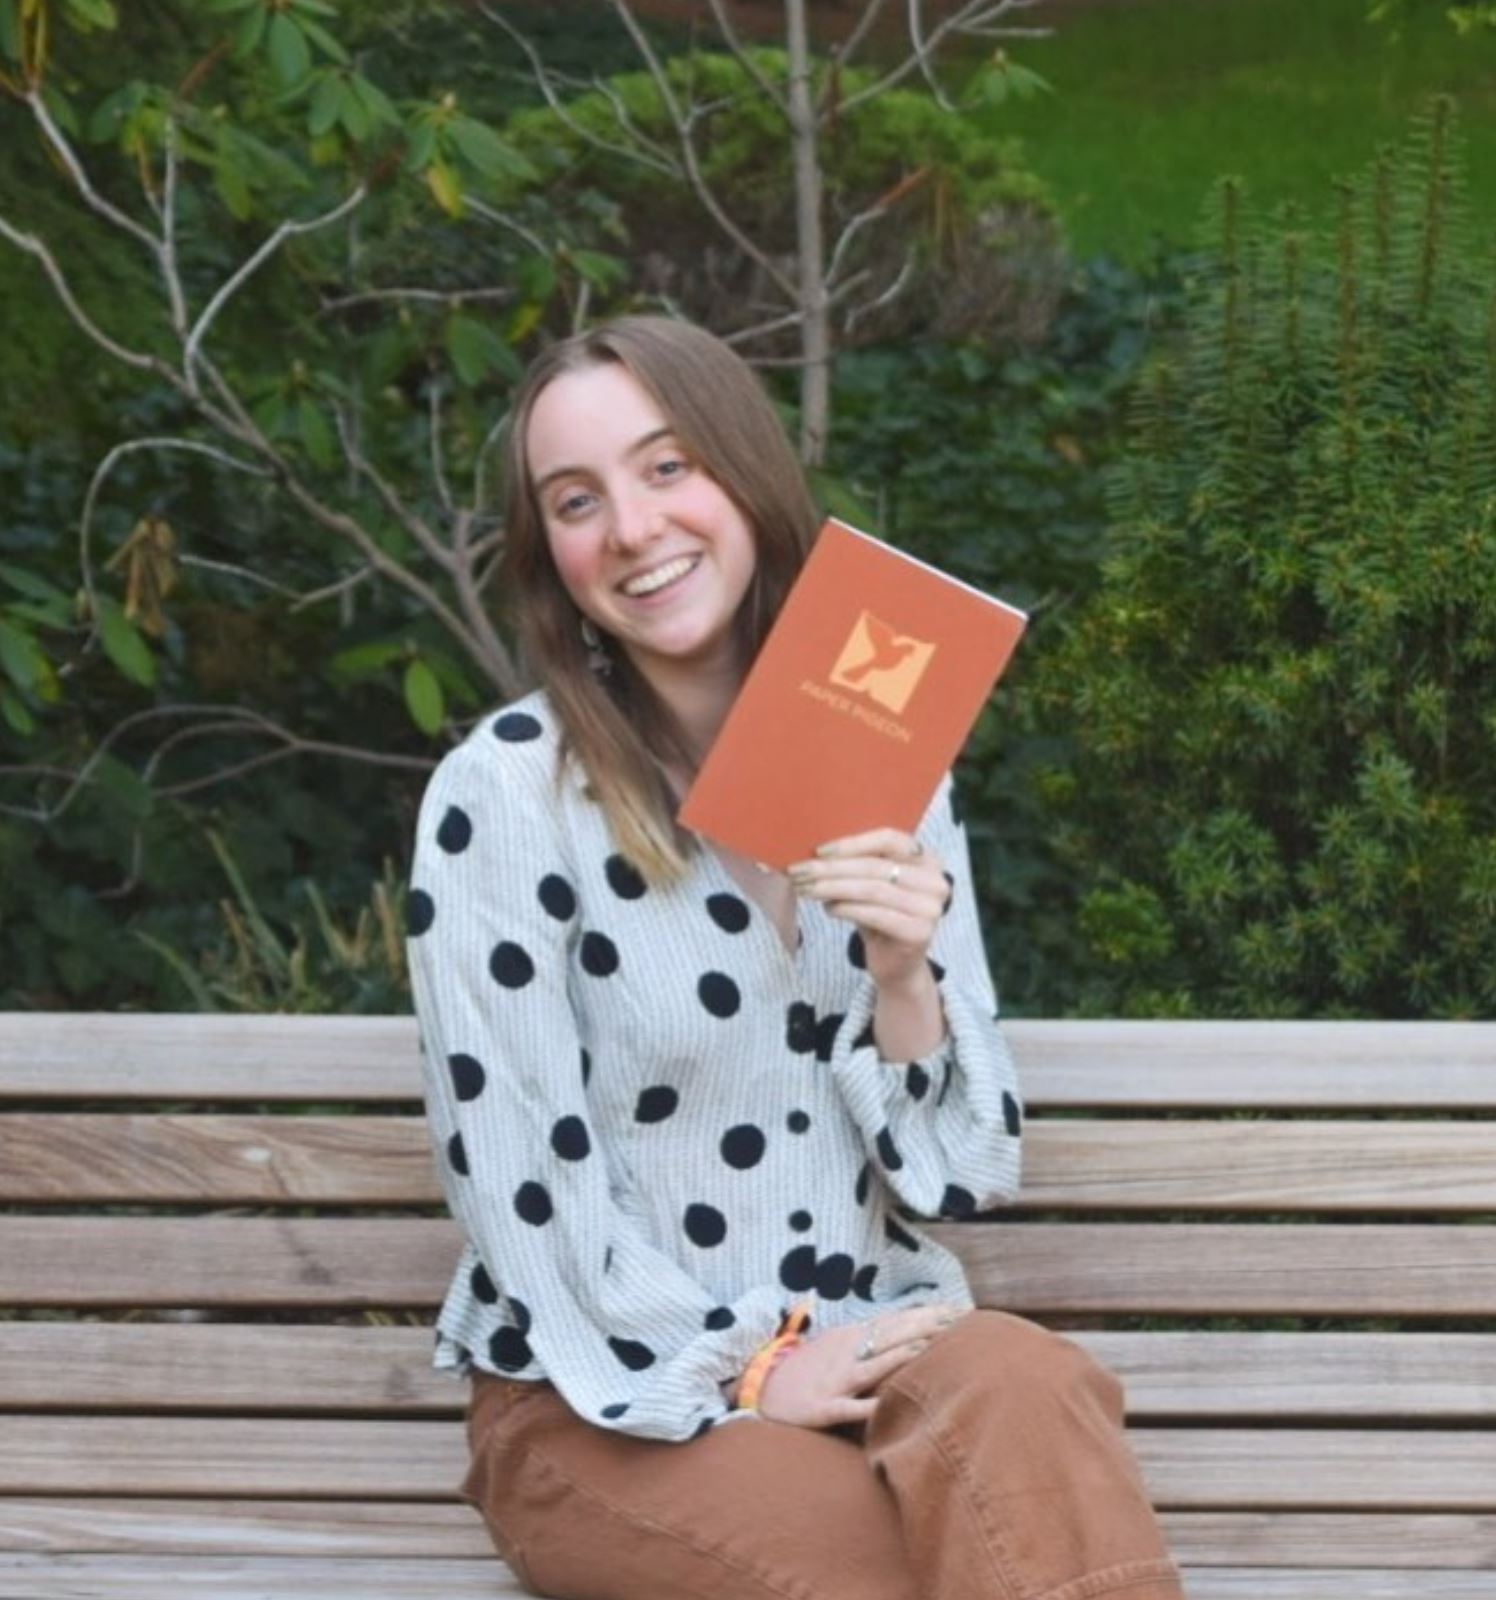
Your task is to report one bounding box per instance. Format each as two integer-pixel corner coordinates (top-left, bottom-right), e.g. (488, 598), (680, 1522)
(1031, 99), (1496, 1018)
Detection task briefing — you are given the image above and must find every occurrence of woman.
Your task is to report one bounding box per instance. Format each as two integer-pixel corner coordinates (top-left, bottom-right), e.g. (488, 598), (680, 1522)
(407, 316), (1183, 1599)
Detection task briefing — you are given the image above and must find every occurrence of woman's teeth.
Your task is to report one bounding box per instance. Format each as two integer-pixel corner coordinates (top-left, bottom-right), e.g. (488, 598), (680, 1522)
(623, 555), (699, 597)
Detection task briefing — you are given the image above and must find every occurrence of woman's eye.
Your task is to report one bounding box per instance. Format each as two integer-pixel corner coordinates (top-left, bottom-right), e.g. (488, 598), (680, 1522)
(652, 457), (688, 481)
(554, 490), (594, 519)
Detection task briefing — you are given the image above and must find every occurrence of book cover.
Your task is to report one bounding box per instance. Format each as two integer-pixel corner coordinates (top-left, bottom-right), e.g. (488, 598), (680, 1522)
(678, 518), (1028, 869)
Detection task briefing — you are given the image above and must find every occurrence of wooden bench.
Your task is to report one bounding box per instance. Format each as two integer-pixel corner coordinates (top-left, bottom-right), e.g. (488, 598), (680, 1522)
(2, 1012), (1493, 1598)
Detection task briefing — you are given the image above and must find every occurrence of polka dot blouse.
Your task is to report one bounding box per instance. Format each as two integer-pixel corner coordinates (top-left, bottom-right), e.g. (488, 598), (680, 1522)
(407, 691), (1024, 1442)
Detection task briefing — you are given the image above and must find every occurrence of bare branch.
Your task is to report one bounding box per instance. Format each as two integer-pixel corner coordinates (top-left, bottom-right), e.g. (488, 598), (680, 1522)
(0, 212), (162, 371)
(722, 307), (804, 346)
(472, 406), (512, 514)
(583, 69), (682, 173)
(27, 89), (161, 255)
(180, 555), (328, 600)
(161, 120), (189, 337)
(907, 0), (956, 111)
(843, 248), (918, 335)
(332, 406), (453, 573)
(318, 286), (514, 318)
(704, 0), (789, 117)
(428, 380), (454, 517)
(287, 562), (380, 614)
(824, 170), (928, 291)
(184, 184), (367, 383)
(607, 0), (798, 301)
(480, 2), (679, 177)
(823, 0), (893, 91)
(463, 195), (551, 259)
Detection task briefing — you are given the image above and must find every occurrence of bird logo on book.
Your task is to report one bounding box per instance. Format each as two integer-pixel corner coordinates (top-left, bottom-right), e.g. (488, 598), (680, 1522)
(828, 611), (936, 714)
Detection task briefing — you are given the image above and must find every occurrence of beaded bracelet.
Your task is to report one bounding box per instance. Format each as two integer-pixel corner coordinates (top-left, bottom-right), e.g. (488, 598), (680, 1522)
(732, 1297), (815, 1412)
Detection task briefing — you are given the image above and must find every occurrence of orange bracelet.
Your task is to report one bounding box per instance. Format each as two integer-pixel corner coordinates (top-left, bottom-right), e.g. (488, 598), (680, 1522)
(733, 1297), (815, 1412)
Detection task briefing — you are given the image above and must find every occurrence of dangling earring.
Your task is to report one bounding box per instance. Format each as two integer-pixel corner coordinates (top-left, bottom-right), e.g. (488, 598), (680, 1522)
(580, 616), (612, 678)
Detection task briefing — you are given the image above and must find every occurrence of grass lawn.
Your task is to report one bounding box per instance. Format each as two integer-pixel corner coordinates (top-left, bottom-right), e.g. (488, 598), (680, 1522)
(976, 0), (1496, 259)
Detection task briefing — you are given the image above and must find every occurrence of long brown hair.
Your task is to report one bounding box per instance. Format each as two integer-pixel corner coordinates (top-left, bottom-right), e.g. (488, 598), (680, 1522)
(497, 316), (822, 882)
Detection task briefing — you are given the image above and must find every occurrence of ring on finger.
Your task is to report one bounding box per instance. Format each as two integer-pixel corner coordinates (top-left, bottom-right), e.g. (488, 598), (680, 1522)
(887, 865), (901, 886)
(856, 1325), (879, 1361)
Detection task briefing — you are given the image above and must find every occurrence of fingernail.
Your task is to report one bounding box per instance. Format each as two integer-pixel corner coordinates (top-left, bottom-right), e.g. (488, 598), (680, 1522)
(815, 842), (836, 858)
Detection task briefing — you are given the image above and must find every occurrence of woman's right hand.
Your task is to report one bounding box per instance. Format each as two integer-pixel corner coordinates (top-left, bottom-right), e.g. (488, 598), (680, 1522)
(755, 1304), (969, 1429)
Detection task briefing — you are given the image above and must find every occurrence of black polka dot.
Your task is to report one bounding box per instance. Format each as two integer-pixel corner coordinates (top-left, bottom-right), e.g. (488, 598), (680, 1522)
(697, 972), (740, 1018)
(853, 1264), (879, 1300)
(538, 874), (577, 920)
(514, 1181), (553, 1226)
(950, 783), (965, 827)
(508, 1296), (532, 1334)
(436, 806), (472, 854)
(928, 958), (946, 983)
(603, 1245), (614, 1273)
(490, 941), (535, 988)
(720, 1124), (766, 1170)
(885, 1216), (920, 1251)
(489, 1326), (532, 1371)
(704, 1306), (736, 1331)
(785, 1001), (816, 1054)
(449, 1053), (486, 1101)
(447, 1132), (468, 1176)
(876, 1127), (904, 1171)
(581, 1048), (592, 1088)
(1003, 1091), (1023, 1136)
(815, 1252), (855, 1301)
(684, 1203), (727, 1248)
(691, 1415), (715, 1439)
(605, 854), (647, 900)
(609, 1337), (656, 1371)
(938, 1061), (954, 1106)
(470, 1262), (498, 1303)
(814, 1012), (844, 1063)
(855, 1161), (871, 1206)
(636, 1085), (679, 1123)
(494, 711), (542, 742)
(906, 1063), (930, 1101)
(581, 931), (620, 976)
(942, 870), (955, 914)
(407, 889), (434, 936)
(941, 1184), (977, 1219)
(786, 1109), (810, 1134)
(551, 1115), (591, 1161)
(706, 893), (750, 933)
(779, 1244), (818, 1292)
(789, 1209), (813, 1232)
(601, 1401), (630, 1420)
(848, 930), (866, 969)
(852, 1018), (876, 1051)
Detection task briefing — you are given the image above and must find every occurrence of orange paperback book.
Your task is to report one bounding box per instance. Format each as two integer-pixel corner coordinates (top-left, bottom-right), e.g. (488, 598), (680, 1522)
(679, 518), (1028, 869)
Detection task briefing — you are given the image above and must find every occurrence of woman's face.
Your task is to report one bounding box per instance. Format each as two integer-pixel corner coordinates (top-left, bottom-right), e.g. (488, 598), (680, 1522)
(526, 361), (758, 686)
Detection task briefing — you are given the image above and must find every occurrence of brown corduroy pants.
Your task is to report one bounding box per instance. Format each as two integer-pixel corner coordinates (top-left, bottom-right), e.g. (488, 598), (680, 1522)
(462, 1309), (1185, 1600)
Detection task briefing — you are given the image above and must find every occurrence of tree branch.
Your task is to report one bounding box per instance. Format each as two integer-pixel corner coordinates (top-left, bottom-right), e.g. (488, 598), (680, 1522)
(27, 89), (162, 255)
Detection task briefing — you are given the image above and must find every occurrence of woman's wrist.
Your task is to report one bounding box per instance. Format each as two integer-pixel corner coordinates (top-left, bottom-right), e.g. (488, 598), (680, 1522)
(871, 965), (945, 1060)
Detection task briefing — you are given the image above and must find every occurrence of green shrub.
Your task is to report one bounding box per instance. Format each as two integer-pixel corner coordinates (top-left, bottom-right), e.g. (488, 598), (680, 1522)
(1031, 99), (1496, 1017)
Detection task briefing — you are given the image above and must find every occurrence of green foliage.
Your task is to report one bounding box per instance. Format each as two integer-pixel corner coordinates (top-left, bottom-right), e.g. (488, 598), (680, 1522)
(1031, 100), (1496, 1017)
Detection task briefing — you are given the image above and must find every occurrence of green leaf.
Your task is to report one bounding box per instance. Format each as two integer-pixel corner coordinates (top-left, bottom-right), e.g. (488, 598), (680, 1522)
(40, 84), (82, 138)
(95, 596), (156, 687)
(405, 120), (438, 171)
(296, 13), (348, 64)
(515, 255), (556, 302)
(288, 0), (338, 16)
(0, 562), (70, 606)
(62, 0), (118, 30)
(0, 688), (36, 737)
(0, 3), (21, 61)
(349, 73), (399, 128)
(425, 157), (463, 217)
(445, 314), (518, 385)
(330, 639), (406, 681)
(402, 658), (444, 734)
(267, 12), (312, 87)
(297, 398), (335, 468)
(448, 116), (538, 183)
(337, 81), (371, 142)
(201, 0), (260, 13)
(214, 155), (254, 220)
(571, 248), (626, 292)
(231, 2), (267, 60)
(0, 618), (43, 692)
(308, 72), (342, 137)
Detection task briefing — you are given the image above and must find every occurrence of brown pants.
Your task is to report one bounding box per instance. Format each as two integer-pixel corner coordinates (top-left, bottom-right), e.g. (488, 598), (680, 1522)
(462, 1309), (1184, 1600)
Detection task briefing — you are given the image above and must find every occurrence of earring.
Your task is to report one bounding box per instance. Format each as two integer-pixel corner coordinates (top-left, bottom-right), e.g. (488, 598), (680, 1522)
(579, 616), (612, 678)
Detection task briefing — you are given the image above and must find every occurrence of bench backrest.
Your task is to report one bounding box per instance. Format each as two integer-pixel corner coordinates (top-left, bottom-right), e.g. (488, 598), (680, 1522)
(2, 1013), (1494, 1584)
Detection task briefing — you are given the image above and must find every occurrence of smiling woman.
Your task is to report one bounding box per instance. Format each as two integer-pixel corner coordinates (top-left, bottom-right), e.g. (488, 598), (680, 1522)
(404, 314), (1184, 1600)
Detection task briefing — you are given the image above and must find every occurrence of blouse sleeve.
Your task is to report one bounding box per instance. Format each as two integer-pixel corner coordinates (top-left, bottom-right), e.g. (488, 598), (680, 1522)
(407, 732), (788, 1443)
(825, 771), (1024, 1220)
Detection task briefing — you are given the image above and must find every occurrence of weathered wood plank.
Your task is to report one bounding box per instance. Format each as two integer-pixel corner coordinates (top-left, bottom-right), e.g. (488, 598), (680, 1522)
(5, 1013), (1495, 1109)
(3, 1417), (1494, 1510)
(5, 1501), (1494, 1570)
(9, 1218), (1496, 1315)
(9, 1114), (1496, 1210)
(6, 1324), (1493, 1421)
(1183, 1574), (1496, 1598)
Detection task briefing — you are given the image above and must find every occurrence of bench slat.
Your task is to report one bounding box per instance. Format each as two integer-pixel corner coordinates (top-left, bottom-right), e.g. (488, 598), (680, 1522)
(8, 1114), (1496, 1211)
(4, 1501), (1494, 1570)
(5, 1014), (1494, 1110)
(5, 1323), (1494, 1420)
(8, 1217), (1495, 1315)
(2, 1417), (1494, 1510)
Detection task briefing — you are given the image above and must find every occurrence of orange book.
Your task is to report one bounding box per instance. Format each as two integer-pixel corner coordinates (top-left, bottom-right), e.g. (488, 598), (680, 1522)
(679, 518), (1028, 869)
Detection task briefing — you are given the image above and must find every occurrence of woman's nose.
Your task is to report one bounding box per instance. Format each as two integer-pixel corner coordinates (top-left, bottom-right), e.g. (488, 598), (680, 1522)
(607, 494), (665, 552)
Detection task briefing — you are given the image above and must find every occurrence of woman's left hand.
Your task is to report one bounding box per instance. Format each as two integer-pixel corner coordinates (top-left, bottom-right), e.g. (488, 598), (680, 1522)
(788, 827), (950, 993)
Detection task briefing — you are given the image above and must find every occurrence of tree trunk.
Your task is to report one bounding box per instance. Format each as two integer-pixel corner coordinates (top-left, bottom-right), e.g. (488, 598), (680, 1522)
(784, 0), (830, 467)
